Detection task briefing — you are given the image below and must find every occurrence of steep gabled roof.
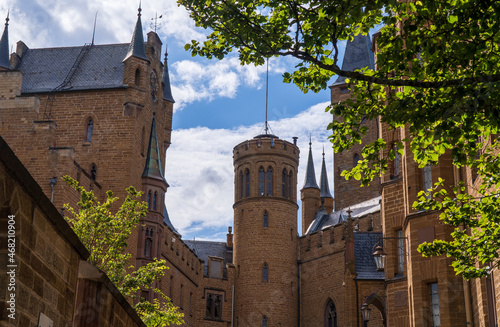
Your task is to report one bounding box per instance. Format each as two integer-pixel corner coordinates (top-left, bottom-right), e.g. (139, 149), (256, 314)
(17, 43), (129, 93)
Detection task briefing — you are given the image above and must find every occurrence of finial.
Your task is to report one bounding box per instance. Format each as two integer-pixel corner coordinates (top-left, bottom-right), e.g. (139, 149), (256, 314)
(5, 9), (9, 25)
(138, 1), (142, 15)
(322, 145), (325, 158)
(347, 207), (352, 219)
(309, 135), (312, 147)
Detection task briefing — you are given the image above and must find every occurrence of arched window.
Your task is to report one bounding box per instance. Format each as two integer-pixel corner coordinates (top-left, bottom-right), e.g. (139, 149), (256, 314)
(353, 153), (360, 167)
(393, 145), (400, 178)
(259, 167), (265, 196)
(239, 171), (244, 199)
(423, 165), (432, 199)
(262, 263), (268, 282)
(86, 118), (93, 142)
(153, 192), (157, 210)
(245, 169), (250, 197)
(324, 299), (337, 327)
(282, 168), (288, 198)
(262, 316), (268, 327)
(288, 171), (293, 200)
(90, 164), (97, 181)
(135, 68), (141, 87)
(144, 228), (152, 257)
(266, 167), (273, 196)
(147, 191), (152, 209)
(263, 211), (268, 227)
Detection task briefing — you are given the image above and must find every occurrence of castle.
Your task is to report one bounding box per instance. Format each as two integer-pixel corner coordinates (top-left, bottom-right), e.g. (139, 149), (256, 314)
(1, 6), (499, 327)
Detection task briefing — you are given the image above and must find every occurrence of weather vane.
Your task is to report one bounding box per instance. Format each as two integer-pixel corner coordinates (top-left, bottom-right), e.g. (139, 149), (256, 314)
(150, 12), (163, 33)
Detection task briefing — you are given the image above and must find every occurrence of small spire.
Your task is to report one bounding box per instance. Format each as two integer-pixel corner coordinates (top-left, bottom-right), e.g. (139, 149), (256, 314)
(142, 117), (168, 184)
(0, 10), (12, 69)
(302, 137), (319, 190)
(320, 146), (333, 199)
(162, 50), (175, 103)
(123, 5), (149, 62)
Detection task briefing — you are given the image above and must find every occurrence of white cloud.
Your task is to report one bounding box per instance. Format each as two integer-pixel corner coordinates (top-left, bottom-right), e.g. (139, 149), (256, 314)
(166, 101), (334, 241)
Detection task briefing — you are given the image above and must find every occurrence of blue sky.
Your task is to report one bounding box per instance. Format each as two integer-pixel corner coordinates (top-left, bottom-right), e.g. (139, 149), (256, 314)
(3, 0), (350, 241)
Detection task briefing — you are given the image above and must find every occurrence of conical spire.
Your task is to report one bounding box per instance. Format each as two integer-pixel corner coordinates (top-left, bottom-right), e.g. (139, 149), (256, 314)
(162, 50), (175, 102)
(0, 11), (11, 69)
(320, 147), (333, 198)
(142, 117), (167, 183)
(333, 34), (374, 85)
(123, 5), (149, 62)
(302, 138), (319, 189)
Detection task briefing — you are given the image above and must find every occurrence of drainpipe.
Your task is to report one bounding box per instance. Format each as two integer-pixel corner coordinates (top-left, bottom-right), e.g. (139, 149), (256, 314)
(49, 177), (57, 203)
(298, 259), (301, 327)
(231, 285), (234, 327)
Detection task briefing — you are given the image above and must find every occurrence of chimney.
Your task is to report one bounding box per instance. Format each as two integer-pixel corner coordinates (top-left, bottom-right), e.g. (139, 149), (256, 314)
(293, 137), (298, 146)
(226, 226), (233, 248)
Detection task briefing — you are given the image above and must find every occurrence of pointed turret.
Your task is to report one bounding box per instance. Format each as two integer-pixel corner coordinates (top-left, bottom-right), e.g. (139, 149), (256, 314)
(0, 11), (11, 70)
(302, 139), (319, 190)
(320, 148), (333, 199)
(123, 5), (149, 62)
(142, 117), (167, 183)
(333, 34), (374, 85)
(301, 138), (321, 234)
(320, 147), (334, 213)
(162, 50), (175, 102)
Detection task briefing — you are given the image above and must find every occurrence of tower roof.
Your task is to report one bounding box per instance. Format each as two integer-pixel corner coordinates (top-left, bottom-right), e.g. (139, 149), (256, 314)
(302, 139), (319, 190)
(162, 51), (175, 102)
(320, 149), (333, 199)
(333, 34), (374, 85)
(123, 6), (149, 62)
(142, 117), (167, 183)
(0, 12), (11, 69)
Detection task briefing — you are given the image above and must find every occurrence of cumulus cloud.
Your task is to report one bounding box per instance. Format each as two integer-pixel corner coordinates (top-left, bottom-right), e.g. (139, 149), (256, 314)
(166, 101), (334, 241)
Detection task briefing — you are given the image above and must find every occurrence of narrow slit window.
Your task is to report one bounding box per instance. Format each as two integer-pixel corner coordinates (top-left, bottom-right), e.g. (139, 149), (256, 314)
(266, 167), (273, 196)
(262, 263), (268, 282)
(263, 211), (268, 227)
(86, 118), (93, 142)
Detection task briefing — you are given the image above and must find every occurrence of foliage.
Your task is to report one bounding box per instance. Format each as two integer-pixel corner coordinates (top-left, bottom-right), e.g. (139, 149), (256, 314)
(63, 176), (184, 326)
(178, 0), (500, 278)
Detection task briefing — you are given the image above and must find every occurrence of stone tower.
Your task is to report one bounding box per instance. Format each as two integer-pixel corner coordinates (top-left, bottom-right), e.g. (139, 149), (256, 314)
(233, 133), (299, 327)
(330, 34), (380, 210)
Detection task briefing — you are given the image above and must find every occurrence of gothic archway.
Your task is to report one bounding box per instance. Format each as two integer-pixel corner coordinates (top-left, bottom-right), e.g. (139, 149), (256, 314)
(324, 298), (337, 327)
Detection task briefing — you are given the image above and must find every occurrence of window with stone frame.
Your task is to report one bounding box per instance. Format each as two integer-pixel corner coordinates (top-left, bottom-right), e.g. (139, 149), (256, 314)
(147, 190), (152, 209)
(245, 169), (250, 197)
(282, 168), (288, 198)
(324, 299), (337, 327)
(266, 167), (273, 196)
(86, 117), (93, 142)
(262, 316), (268, 327)
(263, 210), (269, 228)
(144, 227), (153, 258)
(423, 164), (432, 199)
(205, 293), (223, 320)
(397, 229), (405, 273)
(429, 282), (441, 327)
(153, 191), (157, 210)
(262, 263), (269, 282)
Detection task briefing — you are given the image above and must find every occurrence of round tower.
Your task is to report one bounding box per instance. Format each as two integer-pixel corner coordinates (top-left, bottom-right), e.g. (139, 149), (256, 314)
(233, 134), (299, 327)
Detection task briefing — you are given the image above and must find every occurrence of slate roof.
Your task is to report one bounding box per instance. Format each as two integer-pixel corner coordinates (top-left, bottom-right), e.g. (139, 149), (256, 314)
(333, 34), (375, 85)
(302, 141), (319, 190)
(142, 117), (167, 183)
(354, 232), (385, 280)
(123, 8), (149, 62)
(319, 152), (333, 199)
(162, 52), (175, 103)
(17, 43), (129, 94)
(0, 14), (11, 69)
(163, 206), (180, 236)
(306, 196), (381, 234)
(184, 240), (233, 277)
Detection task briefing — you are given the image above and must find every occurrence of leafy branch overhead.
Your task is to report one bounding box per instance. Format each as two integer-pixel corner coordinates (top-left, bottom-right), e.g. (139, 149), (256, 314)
(179, 0), (500, 278)
(63, 176), (183, 326)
